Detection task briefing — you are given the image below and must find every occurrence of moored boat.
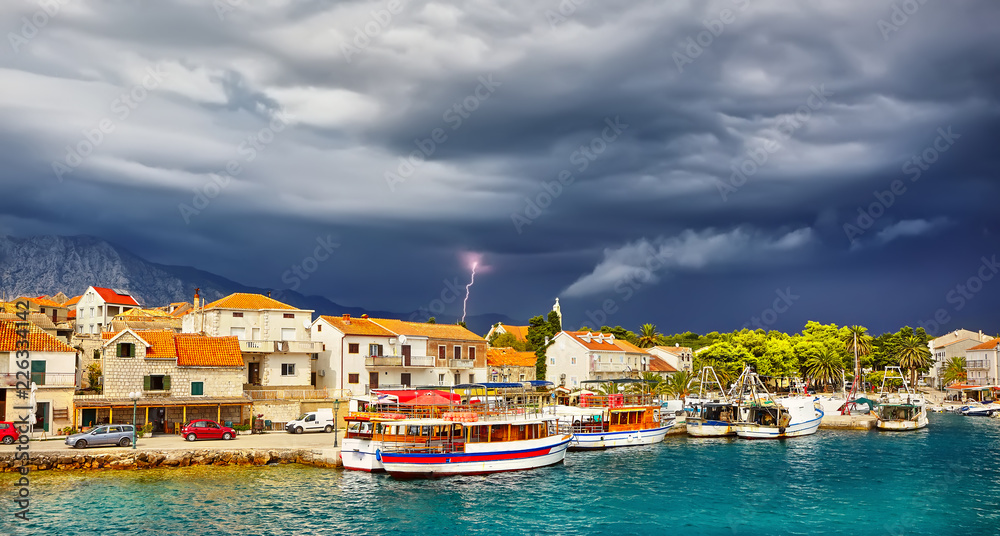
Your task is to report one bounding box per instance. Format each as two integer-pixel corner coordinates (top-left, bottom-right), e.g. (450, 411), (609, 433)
(376, 413), (571, 479)
(873, 367), (928, 431)
(685, 366), (737, 437)
(959, 402), (1000, 417)
(730, 368), (823, 439)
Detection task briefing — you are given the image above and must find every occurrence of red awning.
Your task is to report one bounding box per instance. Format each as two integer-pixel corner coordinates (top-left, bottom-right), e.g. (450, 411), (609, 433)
(945, 383), (993, 391)
(399, 391), (460, 406)
(373, 389), (461, 404)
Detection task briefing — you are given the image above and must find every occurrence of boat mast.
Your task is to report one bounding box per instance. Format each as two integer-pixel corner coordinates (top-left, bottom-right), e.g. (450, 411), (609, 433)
(843, 331), (860, 415)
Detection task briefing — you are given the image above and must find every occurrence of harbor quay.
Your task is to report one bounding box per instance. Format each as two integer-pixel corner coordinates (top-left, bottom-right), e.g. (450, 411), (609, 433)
(0, 431), (344, 472)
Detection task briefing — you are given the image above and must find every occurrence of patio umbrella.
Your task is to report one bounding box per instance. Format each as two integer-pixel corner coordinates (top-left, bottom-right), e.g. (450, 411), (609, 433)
(400, 391), (456, 406)
(29, 383), (37, 433)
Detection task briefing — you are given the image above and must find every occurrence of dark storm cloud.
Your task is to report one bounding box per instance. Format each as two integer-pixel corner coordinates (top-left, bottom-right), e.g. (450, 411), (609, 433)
(1, 0), (999, 333)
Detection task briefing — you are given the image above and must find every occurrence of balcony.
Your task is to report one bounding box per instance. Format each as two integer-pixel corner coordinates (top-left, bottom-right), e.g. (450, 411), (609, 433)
(0, 372), (77, 388)
(966, 361), (988, 370)
(366, 356), (403, 367)
(448, 358), (476, 369)
(238, 340), (322, 353)
(593, 362), (629, 372)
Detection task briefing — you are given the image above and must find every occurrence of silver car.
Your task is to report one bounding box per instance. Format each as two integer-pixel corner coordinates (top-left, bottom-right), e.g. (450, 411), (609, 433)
(66, 425), (136, 448)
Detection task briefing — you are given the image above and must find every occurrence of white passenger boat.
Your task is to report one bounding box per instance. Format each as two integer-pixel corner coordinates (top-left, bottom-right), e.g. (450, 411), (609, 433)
(376, 413), (571, 479)
(958, 402), (1000, 417)
(873, 367), (928, 431)
(549, 403), (673, 449)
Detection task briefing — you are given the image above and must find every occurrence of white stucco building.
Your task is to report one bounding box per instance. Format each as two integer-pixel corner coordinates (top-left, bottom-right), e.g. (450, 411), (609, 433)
(647, 345), (694, 372)
(545, 331), (648, 388)
(1, 319), (79, 434)
(75, 286), (141, 335)
(928, 329), (992, 388)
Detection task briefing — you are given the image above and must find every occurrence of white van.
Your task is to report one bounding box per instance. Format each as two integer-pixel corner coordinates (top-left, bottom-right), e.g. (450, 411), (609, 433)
(285, 408), (335, 434)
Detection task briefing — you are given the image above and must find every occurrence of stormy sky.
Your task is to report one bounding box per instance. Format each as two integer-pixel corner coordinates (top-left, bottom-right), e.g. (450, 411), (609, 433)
(1, 0), (999, 336)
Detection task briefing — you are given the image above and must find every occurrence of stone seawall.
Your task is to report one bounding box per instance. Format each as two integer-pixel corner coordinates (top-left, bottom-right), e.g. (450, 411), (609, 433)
(0, 448), (342, 472)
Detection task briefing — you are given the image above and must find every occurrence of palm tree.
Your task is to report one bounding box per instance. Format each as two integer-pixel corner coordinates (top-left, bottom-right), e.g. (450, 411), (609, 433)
(596, 381), (619, 395)
(661, 371), (696, 400)
(804, 347), (844, 388)
(896, 335), (933, 386)
(942, 356), (967, 386)
(638, 323), (659, 348)
(640, 372), (664, 394)
(841, 325), (873, 363)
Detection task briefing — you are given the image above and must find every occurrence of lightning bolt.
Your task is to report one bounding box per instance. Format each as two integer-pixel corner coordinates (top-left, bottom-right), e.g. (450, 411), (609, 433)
(461, 261), (478, 323)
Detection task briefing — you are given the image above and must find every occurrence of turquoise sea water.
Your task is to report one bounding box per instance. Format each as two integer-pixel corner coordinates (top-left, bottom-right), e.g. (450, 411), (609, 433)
(2, 412), (999, 535)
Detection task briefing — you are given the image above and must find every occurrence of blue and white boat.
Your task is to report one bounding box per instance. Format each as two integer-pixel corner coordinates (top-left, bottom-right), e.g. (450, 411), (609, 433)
(685, 366), (738, 437)
(730, 369), (823, 440)
(959, 402), (1000, 417)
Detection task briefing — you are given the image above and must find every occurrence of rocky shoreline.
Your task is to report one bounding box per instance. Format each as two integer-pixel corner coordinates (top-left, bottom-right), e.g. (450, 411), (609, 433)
(0, 448), (342, 472)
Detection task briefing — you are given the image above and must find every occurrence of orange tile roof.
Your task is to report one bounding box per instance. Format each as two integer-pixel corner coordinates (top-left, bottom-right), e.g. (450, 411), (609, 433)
(92, 287), (140, 306)
(486, 347), (536, 367)
(653, 345), (693, 355)
(649, 356), (678, 373)
(0, 319), (75, 353)
(320, 315), (395, 337)
(369, 318), (486, 342)
(64, 295), (82, 307)
(614, 339), (647, 354)
(67, 309), (77, 319)
(562, 331), (645, 352)
(103, 329), (243, 366)
(203, 293), (302, 311)
(969, 338), (1000, 351)
(30, 296), (65, 308)
(497, 324), (529, 341)
(175, 334), (244, 367)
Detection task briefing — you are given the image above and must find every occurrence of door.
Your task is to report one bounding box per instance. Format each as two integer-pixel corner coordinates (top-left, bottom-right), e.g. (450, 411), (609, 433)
(81, 408), (97, 428)
(90, 426), (109, 445)
(454, 373), (461, 385)
(369, 372), (379, 390)
(204, 421), (223, 439)
(36, 402), (49, 432)
(402, 345), (411, 366)
(248, 363), (260, 385)
(106, 425), (123, 445)
(400, 373), (411, 387)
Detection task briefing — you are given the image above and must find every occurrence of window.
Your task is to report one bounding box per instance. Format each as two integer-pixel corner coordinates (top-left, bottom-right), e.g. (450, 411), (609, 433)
(348, 373), (359, 384)
(30, 361), (45, 386)
(571, 357), (577, 365)
(281, 363), (296, 376)
(283, 313), (294, 319)
(233, 312), (244, 318)
(317, 325), (321, 332)
(453, 346), (462, 359)
(230, 327), (246, 340)
(349, 343), (359, 354)
(438, 373), (445, 385)
(519, 374), (526, 381)
(144, 375), (170, 391)
(438, 345), (446, 359)
(191, 382), (204, 396)
(401, 373), (411, 386)
(469, 347), (476, 361)
(90, 307), (94, 318)
(117, 343), (135, 358)
(280, 328), (296, 341)
(468, 374), (475, 383)
(369, 343), (383, 357)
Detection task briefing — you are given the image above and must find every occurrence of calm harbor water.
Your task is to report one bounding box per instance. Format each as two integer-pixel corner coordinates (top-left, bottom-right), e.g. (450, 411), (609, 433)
(2, 412), (999, 535)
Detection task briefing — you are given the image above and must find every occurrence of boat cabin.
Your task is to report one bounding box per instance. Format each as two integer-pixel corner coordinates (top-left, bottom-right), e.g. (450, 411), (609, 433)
(875, 403), (921, 421)
(376, 418), (557, 454)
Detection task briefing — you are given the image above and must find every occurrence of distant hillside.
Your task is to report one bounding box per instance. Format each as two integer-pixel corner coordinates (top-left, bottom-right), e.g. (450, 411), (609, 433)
(0, 235), (513, 334)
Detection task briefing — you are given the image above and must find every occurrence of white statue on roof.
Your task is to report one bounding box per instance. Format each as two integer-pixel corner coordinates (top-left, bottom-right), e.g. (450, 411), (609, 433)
(552, 297), (562, 324)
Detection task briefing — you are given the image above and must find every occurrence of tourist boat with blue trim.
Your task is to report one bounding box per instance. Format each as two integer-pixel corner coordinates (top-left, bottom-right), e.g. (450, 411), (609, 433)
(375, 413), (571, 479)
(547, 379), (675, 449)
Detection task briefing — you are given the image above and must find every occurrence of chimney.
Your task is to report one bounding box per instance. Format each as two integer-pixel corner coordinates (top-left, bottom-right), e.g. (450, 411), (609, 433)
(342, 313), (351, 324)
(193, 288), (200, 310)
(267, 291), (271, 298)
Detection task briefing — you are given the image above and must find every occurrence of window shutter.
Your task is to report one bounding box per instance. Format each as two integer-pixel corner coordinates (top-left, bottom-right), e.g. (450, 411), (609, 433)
(143, 375), (151, 391)
(163, 375), (171, 391)
(117, 343), (123, 357)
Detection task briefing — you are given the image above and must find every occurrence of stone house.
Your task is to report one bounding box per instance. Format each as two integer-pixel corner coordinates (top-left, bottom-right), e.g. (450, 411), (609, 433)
(72, 329), (250, 433)
(486, 347), (537, 383)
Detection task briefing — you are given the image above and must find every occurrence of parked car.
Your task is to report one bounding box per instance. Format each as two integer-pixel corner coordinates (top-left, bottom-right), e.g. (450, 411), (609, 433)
(181, 419), (236, 441)
(0, 422), (20, 445)
(66, 425), (136, 448)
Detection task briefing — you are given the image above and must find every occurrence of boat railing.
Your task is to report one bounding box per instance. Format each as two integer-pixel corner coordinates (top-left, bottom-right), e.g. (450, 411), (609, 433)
(379, 439), (465, 455)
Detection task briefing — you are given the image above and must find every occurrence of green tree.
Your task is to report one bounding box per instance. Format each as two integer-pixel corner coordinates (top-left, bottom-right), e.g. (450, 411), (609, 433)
(426, 317), (436, 324)
(489, 331), (528, 351)
(528, 315), (557, 379)
(842, 325), (873, 369)
(896, 335), (933, 385)
(457, 321), (467, 329)
(661, 371), (696, 400)
(803, 347), (844, 388)
(638, 323), (659, 348)
(85, 363), (102, 392)
(547, 310), (562, 334)
(942, 356), (967, 386)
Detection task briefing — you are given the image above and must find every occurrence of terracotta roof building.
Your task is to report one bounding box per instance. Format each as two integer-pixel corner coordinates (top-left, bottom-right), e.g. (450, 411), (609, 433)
(486, 347), (537, 382)
(1, 319), (78, 434)
(74, 286), (142, 335)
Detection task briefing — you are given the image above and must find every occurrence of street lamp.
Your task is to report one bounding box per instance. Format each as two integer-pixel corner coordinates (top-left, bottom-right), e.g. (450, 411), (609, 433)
(332, 399), (341, 448)
(128, 391), (140, 450)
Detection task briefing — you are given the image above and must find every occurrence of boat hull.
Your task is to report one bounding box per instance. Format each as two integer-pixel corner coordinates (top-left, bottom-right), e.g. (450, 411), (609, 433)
(685, 420), (734, 437)
(569, 423), (674, 449)
(380, 435), (572, 479)
(340, 438), (385, 473)
(733, 409), (823, 439)
(876, 415), (928, 430)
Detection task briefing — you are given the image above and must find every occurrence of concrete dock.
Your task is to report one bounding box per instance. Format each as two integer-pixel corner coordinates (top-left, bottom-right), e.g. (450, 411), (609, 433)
(820, 413), (876, 430)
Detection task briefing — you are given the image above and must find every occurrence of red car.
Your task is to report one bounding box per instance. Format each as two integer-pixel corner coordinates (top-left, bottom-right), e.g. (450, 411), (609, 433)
(181, 419), (236, 441)
(0, 422), (20, 445)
